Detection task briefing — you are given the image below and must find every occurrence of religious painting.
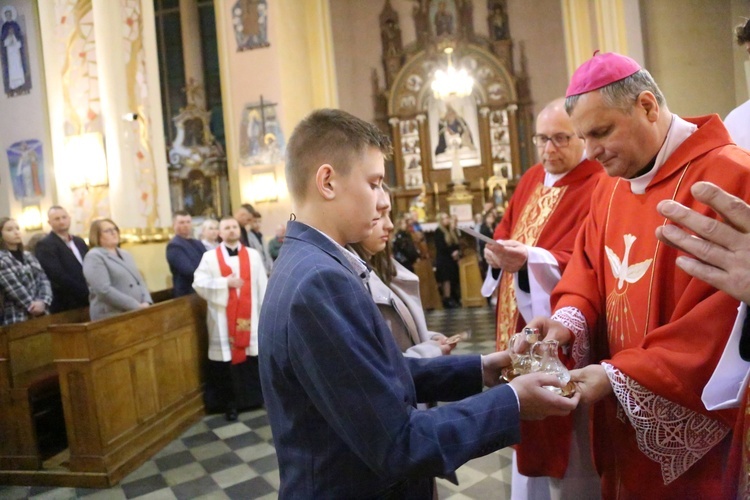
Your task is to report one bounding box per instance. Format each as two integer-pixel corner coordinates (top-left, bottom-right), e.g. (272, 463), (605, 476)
(428, 96), (481, 170)
(239, 98), (285, 166)
(6, 139), (43, 200)
(488, 0), (509, 41)
(232, 0), (269, 52)
(182, 169), (215, 217)
(399, 118), (423, 188)
(1, 5), (32, 97)
(429, 0), (457, 38)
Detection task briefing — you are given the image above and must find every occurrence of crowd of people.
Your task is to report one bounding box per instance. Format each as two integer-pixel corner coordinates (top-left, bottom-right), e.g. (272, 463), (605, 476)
(5, 40), (750, 498)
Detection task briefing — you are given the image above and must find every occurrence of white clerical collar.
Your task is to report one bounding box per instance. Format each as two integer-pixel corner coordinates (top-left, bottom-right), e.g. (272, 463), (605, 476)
(625, 115), (697, 194)
(220, 242), (243, 258)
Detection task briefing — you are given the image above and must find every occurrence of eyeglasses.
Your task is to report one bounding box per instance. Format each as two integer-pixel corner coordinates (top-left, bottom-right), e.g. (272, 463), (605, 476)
(100, 228), (118, 234)
(532, 133), (575, 148)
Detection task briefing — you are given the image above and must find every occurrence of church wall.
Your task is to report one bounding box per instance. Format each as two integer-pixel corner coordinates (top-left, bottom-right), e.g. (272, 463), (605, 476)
(640, 0), (737, 118)
(214, 0), (337, 236)
(0, 0), (54, 234)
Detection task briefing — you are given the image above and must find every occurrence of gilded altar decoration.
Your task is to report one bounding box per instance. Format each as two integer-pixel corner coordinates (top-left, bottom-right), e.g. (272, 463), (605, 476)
(168, 81), (228, 218)
(376, 0), (535, 218)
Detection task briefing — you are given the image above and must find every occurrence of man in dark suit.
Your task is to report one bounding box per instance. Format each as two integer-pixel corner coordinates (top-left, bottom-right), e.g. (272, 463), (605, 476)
(166, 210), (206, 297)
(35, 205), (89, 313)
(259, 109), (578, 499)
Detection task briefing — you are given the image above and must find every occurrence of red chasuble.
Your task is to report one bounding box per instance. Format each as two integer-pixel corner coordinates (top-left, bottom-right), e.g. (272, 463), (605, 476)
(493, 159), (603, 478)
(216, 246), (252, 364)
(552, 115), (750, 498)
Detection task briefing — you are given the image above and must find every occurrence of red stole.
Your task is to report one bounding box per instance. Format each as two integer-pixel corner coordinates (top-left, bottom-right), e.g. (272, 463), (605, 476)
(216, 246), (252, 364)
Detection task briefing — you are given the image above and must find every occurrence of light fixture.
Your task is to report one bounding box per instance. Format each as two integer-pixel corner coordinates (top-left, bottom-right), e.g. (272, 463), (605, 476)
(249, 169), (279, 203)
(20, 204), (42, 231)
(431, 47), (474, 100)
(66, 132), (109, 188)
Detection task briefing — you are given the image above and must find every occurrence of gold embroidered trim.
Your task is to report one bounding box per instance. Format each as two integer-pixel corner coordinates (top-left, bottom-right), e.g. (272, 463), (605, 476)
(496, 184), (567, 349)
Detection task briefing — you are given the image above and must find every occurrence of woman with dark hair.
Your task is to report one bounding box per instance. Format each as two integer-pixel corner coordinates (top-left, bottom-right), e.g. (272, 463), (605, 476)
(83, 218), (152, 321)
(0, 217), (52, 325)
(434, 212), (461, 308)
(350, 195), (454, 358)
(392, 214), (420, 272)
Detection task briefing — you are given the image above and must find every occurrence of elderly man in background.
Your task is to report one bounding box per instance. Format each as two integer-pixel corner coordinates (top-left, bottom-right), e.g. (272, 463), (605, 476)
(526, 51), (750, 498)
(35, 206), (89, 312)
(482, 97), (603, 499)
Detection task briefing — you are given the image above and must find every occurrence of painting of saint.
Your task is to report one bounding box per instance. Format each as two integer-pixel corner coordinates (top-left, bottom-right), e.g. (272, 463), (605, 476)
(7, 139), (44, 200)
(183, 169), (213, 217)
(232, 0), (270, 51)
(429, 96), (481, 170)
(1, 6), (31, 97)
(430, 0), (457, 37)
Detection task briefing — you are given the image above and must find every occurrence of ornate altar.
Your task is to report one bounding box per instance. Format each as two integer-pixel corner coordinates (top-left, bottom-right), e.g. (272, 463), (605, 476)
(167, 82), (230, 218)
(374, 0), (535, 220)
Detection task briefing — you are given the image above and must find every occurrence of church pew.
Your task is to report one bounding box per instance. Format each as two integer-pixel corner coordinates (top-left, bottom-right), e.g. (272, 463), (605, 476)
(0, 308), (89, 471)
(459, 250), (486, 307)
(46, 293), (207, 486)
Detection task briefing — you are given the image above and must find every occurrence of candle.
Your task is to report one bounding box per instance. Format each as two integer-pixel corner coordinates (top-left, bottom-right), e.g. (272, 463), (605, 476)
(433, 182), (439, 196)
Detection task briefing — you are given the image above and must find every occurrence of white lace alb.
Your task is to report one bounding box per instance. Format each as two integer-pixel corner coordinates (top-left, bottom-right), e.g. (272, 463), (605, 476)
(551, 306), (590, 368)
(602, 362), (730, 485)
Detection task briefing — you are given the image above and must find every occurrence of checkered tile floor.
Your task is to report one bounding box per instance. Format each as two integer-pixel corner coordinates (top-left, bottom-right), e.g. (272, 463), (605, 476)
(0, 305), (512, 500)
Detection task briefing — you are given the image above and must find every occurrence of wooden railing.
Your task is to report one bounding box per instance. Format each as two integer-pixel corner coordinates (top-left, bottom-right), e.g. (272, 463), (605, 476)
(0, 292), (208, 488)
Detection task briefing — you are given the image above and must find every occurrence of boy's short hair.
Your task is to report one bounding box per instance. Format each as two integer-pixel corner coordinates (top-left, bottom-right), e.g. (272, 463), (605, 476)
(286, 109), (392, 203)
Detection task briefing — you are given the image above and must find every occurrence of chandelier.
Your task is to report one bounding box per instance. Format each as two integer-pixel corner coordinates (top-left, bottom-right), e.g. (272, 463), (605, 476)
(431, 47), (474, 100)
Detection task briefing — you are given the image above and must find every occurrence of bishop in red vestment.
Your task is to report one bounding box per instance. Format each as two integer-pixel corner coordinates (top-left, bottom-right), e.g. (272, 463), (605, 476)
(483, 98), (603, 497)
(529, 52), (750, 498)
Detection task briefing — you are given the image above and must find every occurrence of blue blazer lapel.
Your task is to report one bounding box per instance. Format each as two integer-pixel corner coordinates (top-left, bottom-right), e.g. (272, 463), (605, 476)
(285, 221), (358, 277)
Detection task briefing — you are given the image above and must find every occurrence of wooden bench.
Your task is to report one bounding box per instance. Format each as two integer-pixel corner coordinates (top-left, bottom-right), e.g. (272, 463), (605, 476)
(0, 308), (88, 471)
(0, 293), (209, 488)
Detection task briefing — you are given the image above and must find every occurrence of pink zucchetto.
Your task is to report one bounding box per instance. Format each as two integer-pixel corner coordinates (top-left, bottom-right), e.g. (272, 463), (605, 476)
(565, 50), (642, 97)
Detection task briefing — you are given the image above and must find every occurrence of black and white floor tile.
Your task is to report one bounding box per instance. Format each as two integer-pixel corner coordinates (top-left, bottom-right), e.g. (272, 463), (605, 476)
(0, 305), (513, 500)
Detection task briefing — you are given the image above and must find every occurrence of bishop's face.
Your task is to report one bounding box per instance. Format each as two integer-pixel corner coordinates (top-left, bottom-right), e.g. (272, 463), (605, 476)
(570, 90), (660, 180)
